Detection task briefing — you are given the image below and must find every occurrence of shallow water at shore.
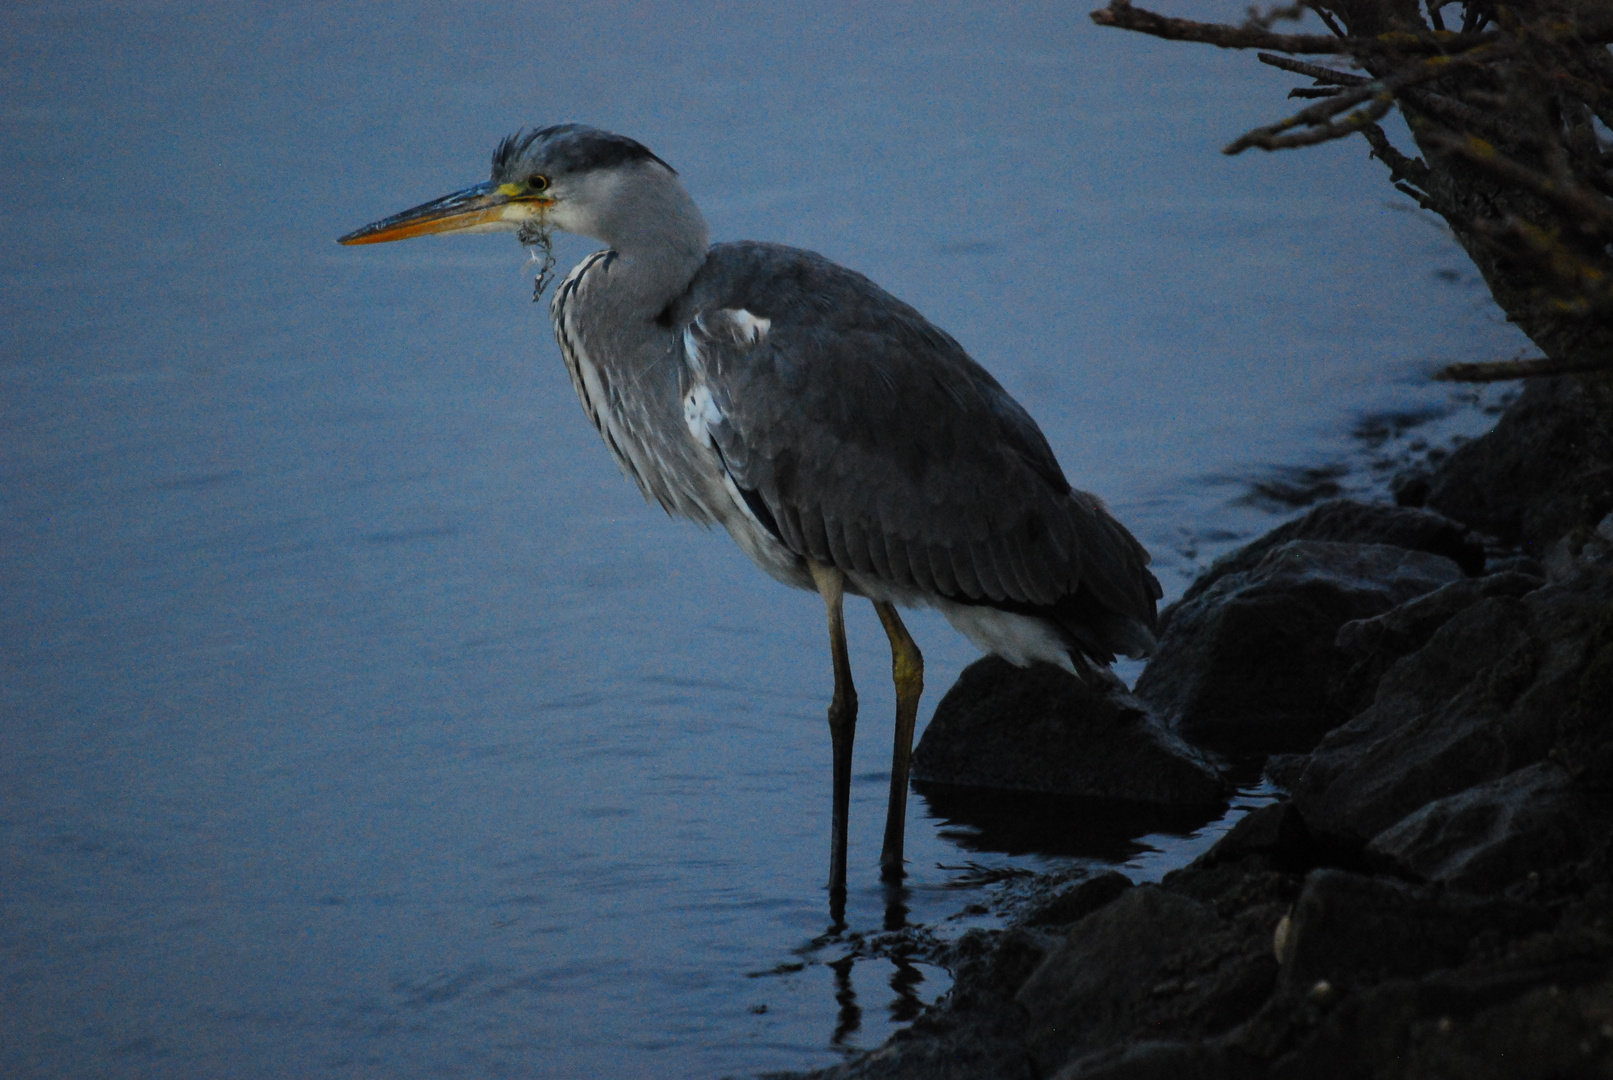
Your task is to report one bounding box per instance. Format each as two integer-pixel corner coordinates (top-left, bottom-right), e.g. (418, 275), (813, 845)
(1, 2), (1528, 1077)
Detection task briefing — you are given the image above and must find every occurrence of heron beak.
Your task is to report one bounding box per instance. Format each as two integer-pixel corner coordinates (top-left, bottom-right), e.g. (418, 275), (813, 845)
(337, 180), (551, 245)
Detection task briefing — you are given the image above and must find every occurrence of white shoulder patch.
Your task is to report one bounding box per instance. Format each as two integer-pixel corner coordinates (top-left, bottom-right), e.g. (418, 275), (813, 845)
(722, 308), (771, 344)
(682, 308), (769, 444)
(683, 382), (722, 445)
(683, 307), (771, 375)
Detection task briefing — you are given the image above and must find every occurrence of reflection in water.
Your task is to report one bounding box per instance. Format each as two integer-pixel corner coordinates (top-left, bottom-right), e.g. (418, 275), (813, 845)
(828, 887), (847, 931)
(888, 952), (927, 1025)
(829, 956), (861, 1047)
(769, 877), (940, 1056)
(913, 781), (1229, 861)
(882, 882), (910, 932)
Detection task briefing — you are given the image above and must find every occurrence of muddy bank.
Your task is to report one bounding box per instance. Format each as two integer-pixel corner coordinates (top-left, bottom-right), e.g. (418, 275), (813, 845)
(770, 375), (1613, 1080)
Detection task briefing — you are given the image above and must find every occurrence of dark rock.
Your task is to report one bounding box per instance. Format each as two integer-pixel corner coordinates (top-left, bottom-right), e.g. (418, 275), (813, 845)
(1557, 580), (1613, 795)
(1390, 469), (1431, 509)
(1191, 801), (1321, 878)
(1274, 869), (1549, 997)
(1017, 887), (1217, 1065)
(1268, 963), (1613, 1080)
(1019, 870), (1134, 929)
(1017, 886), (1277, 1074)
(1204, 801), (1310, 865)
(1484, 554), (1546, 579)
(1285, 566), (1613, 843)
(1136, 541), (1463, 752)
(1367, 762), (1613, 892)
(1050, 1041), (1249, 1080)
(1175, 500), (1483, 610)
(913, 657), (1225, 805)
(1425, 374), (1613, 557)
(1330, 570), (1546, 718)
(1545, 511), (1613, 582)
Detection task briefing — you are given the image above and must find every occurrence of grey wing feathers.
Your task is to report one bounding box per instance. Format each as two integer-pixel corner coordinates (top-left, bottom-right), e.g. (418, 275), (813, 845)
(680, 242), (1161, 661)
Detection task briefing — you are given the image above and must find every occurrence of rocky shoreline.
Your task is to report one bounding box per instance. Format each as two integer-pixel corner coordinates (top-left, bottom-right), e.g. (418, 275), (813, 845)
(772, 375), (1613, 1080)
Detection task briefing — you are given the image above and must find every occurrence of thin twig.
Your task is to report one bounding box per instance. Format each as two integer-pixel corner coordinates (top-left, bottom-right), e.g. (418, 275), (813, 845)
(1226, 42), (1513, 153)
(1363, 122), (1434, 188)
(1257, 51), (1368, 85)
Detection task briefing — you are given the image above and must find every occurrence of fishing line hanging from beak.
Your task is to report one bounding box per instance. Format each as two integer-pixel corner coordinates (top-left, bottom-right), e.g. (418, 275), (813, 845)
(518, 221), (556, 302)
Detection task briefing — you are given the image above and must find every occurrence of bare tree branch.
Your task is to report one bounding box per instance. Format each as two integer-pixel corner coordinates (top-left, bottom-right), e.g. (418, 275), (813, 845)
(1093, 0), (1613, 376)
(1436, 355), (1613, 380)
(1257, 52), (1368, 86)
(1227, 44), (1515, 153)
(1089, 0), (1503, 54)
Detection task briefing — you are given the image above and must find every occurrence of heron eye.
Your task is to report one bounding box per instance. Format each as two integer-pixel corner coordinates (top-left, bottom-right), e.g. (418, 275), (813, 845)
(528, 174), (550, 192)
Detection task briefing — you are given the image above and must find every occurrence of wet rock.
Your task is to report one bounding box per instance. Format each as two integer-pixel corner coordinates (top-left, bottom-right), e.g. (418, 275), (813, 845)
(1284, 566), (1613, 843)
(1330, 570), (1546, 718)
(1018, 870), (1133, 929)
(1425, 375), (1613, 557)
(912, 657), (1225, 805)
(1183, 800), (1332, 880)
(1174, 499), (1483, 610)
(1367, 762), (1613, 893)
(1136, 541), (1463, 753)
(1390, 469), (1431, 509)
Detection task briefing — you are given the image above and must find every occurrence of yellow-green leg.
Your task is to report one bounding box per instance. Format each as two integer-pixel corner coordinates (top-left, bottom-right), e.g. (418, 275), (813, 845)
(809, 561), (858, 907)
(874, 601), (923, 883)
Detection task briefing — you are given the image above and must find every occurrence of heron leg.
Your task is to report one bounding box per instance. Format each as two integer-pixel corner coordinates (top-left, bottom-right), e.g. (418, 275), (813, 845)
(873, 601), (923, 883)
(809, 561), (857, 905)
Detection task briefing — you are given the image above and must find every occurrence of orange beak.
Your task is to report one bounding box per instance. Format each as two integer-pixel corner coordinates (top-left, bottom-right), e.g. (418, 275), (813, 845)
(338, 180), (550, 245)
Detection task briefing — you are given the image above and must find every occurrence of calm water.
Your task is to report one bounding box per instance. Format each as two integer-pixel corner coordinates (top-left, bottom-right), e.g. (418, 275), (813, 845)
(2, 3), (1526, 1077)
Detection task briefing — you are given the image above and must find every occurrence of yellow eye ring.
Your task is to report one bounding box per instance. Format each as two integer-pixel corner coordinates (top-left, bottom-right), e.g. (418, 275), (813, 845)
(528, 174), (550, 192)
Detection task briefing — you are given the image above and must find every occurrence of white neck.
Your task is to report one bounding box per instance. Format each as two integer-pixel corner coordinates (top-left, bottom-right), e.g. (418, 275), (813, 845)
(550, 161), (710, 319)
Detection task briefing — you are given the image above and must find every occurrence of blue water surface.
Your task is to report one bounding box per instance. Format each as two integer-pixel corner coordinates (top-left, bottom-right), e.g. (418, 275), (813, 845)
(1, 2), (1526, 1077)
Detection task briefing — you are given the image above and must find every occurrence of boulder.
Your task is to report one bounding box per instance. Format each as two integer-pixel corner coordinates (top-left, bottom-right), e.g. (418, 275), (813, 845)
(1016, 886), (1274, 1074)
(1283, 566), (1613, 843)
(912, 657), (1225, 805)
(1366, 762), (1613, 893)
(1425, 375), (1613, 556)
(1268, 965), (1613, 1080)
(1050, 1041), (1247, 1080)
(1173, 499), (1483, 612)
(1135, 541), (1463, 752)
(1330, 569), (1546, 718)
(1543, 510), (1613, 582)
(1273, 869), (1548, 997)
(1018, 870), (1134, 929)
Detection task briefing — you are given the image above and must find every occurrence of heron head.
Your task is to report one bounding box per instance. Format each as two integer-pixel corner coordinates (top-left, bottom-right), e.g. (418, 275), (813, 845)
(338, 124), (678, 246)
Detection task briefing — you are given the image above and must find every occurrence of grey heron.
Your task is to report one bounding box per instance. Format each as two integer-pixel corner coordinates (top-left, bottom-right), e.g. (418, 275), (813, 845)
(339, 125), (1161, 904)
